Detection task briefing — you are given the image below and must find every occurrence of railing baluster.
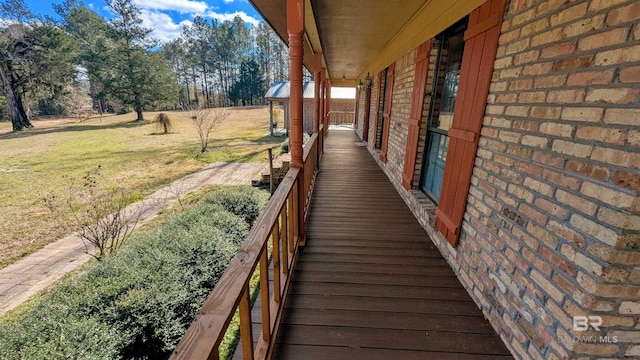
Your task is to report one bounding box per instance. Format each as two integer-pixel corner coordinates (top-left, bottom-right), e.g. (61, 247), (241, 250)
(259, 250), (270, 342)
(271, 222), (281, 303)
(280, 206), (289, 280)
(288, 191), (295, 254)
(239, 286), (254, 360)
(292, 181), (299, 246)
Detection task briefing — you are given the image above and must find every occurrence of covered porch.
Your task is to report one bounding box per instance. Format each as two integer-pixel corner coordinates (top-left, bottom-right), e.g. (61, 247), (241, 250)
(273, 129), (510, 359)
(171, 129), (511, 359)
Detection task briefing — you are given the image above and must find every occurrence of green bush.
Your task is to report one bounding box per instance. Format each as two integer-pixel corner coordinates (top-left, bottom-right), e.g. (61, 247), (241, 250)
(0, 186), (267, 360)
(202, 186), (269, 226)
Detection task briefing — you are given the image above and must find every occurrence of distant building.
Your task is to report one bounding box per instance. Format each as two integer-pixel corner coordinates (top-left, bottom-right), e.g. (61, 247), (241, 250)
(265, 81), (355, 133)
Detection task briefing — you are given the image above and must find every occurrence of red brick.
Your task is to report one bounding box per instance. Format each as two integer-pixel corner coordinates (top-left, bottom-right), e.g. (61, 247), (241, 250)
(595, 44), (640, 66)
(506, 38), (531, 55)
(531, 28), (564, 47)
(541, 42), (576, 59)
(522, 135), (548, 148)
(567, 70), (614, 86)
(514, 50), (540, 65)
(522, 19), (549, 37)
(586, 88), (639, 104)
(578, 28), (629, 52)
(533, 150), (565, 168)
(516, 161), (543, 176)
(620, 66), (640, 83)
(513, 120), (540, 132)
(562, 15), (605, 38)
(523, 177), (553, 199)
(556, 189), (597, 216)
(519, 203), (548, 225)
(552, 273), (581, 297)
(530, 269), (565, 302)
(575, 126), (626, 145)
(629, 130), (640, 147)
(589, 0), (628, 12)
(534, 74), (566, 88)
(518, 91), (546, 103)
(540, 122), (573, 137)
(535, 198), (568, 219)
(512, 7), (537, 27)
(604, 108), (640, 125)
(560, 107), (603, 122)
(592, 146), (640, 170)
(552, 56), (592, 72)
(541, 169), (581, 191)
(565, 159), (610, 182)
(523, 62), (553, 76)
(505, 106), (530, 117)
(606, 2), (640, 26)
(531, 106), (562, 119)
(546, 89), (585, 103)
(612, 171), (640, 192)
(510, 79), (533, 90)
(523, 247), (552, 275)
(506, 144), (532, 159)
(500, 67), (523, 79)
(496, 94), (517, 105)
(548, 220), (586, 248)
(552, 139), (592, 158)
(581, 181), (635, 208)
(550, 2), (588, 26)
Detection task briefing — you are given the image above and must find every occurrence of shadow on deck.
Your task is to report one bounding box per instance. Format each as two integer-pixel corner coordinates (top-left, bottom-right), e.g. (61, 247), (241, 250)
(272, 129), (512, 359)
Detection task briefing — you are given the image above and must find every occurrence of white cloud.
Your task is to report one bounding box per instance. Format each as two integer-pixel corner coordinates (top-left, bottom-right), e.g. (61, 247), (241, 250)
(223, 0), (235, 3)
(140, 10), (192, 42)
(206, 10), (260, 26)
(132, 0), (208, 14)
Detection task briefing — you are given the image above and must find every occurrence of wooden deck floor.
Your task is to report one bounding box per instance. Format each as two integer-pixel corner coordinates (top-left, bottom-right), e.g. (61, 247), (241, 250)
(273, 129), (512, 359)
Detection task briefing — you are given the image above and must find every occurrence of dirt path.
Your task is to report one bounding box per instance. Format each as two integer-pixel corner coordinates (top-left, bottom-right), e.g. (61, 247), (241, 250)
(0, 162), (266, 317)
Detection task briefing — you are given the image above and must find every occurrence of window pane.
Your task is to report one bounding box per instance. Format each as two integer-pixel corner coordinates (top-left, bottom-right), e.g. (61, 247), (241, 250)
(421, 132), (449, 200)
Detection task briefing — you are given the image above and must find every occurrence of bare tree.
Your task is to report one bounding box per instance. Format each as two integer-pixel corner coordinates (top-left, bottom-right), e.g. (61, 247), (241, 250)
(45, 166), (142, 260)
(191, 106), (229, 153)
(63, 83), (91, 121)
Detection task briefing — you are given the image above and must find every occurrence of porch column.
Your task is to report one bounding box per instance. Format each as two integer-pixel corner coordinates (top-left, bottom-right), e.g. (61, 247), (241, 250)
(287, 0), (304, 168)
(313, 52), (322, 134)
(324, 81), (331, 138)
(319, 69), (326, 133)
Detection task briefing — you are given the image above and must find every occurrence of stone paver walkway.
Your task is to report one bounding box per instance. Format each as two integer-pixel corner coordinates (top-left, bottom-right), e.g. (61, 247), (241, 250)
(0, 162), (267, 317)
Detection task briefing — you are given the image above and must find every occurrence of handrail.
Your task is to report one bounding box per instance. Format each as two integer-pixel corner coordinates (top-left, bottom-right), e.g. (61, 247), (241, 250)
(171, 134), (320, 360)
(329, 110), (355, 125)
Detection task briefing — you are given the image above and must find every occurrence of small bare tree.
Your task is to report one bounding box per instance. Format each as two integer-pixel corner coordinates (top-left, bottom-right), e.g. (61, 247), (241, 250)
(191, 106), (229, 153)
(63, 84), (91, 121)
(45, 166), (142, 260)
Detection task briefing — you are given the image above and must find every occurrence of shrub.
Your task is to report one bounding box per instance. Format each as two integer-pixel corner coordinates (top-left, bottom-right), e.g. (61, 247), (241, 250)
(202, 186), (269, 226)
(0, 186), (268, 359)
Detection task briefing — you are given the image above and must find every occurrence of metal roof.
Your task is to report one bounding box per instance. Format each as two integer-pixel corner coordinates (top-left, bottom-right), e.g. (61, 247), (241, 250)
(265, 81), (355, 100)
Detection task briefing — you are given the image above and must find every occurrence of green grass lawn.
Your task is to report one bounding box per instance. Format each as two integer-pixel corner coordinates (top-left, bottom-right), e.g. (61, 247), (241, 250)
(0, 106), (283, 268)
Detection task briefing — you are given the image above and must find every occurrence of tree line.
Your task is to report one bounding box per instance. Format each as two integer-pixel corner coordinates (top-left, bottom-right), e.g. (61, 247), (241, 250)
(0, 0), (291, 131)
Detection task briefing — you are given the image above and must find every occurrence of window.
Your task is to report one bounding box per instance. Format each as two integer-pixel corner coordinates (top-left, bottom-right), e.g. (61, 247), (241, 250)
(420, 20), (467, 202)
(374, 68), (388, 150)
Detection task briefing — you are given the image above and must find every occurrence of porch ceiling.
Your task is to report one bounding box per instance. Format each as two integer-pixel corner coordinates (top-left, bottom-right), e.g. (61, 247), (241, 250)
(249, 0), (485, 86)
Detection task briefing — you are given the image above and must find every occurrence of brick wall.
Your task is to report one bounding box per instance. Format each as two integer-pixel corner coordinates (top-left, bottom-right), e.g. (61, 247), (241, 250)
(358, 0), (640, 358)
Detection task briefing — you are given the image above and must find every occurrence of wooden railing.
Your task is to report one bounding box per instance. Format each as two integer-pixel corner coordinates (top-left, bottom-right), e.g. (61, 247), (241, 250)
(329, 110), (354, 125)
(303, 133), (319, 217)
(171, 134), (320, 360)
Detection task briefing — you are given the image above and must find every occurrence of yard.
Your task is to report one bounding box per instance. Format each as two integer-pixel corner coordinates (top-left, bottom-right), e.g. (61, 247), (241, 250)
(0, 106), (281, 268)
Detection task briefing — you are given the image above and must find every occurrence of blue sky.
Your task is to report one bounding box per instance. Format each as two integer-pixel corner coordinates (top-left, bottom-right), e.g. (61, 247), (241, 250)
(25, 0), (264, 42)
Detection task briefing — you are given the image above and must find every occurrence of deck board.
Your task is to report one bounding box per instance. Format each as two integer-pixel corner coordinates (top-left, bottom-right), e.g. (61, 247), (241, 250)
(273, 130), (511, 359)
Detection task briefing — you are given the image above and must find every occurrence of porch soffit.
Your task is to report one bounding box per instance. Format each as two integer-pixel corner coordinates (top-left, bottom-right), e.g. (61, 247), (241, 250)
(249, 0), (486, 86)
